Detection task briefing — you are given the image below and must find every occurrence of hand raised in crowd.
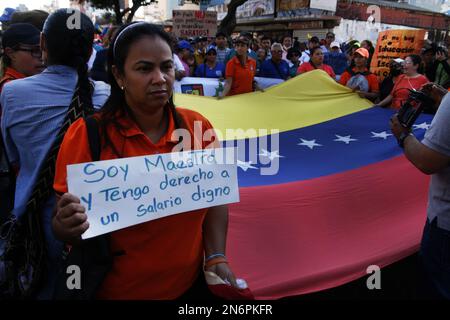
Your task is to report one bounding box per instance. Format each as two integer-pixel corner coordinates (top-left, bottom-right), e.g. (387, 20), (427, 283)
(52, 193), (89, 244)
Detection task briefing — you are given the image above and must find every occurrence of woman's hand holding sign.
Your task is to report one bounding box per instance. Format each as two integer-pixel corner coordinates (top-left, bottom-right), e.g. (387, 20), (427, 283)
(53, 193), (89, 244)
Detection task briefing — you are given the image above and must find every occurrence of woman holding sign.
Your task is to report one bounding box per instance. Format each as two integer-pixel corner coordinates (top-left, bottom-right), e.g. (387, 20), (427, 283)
(52, 22), (243, 299)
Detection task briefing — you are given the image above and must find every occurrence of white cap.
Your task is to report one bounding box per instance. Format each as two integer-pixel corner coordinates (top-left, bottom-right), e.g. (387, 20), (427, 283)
(330, 41), (340, 48)
(393, 58), (404, 64)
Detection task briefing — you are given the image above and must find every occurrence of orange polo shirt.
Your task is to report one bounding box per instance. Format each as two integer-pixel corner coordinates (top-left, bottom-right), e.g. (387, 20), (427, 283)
(0, 67), (26, 93)
(225, 56), (256, 96)
(54, 106), (218, 299)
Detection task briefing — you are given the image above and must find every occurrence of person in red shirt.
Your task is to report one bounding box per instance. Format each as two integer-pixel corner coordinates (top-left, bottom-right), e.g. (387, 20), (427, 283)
(0, 23), (44, 92)
(52, 22), (241, 299)
(297, 46), (336, 79)
(340, 47), (379, 101)
(377, 54), (429, 110)
(222, 36), (258, 97)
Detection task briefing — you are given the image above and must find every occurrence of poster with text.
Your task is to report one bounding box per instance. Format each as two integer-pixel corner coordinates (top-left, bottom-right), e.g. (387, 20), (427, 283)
(370, 29), (426, 81)
(173, 10), (217, 38)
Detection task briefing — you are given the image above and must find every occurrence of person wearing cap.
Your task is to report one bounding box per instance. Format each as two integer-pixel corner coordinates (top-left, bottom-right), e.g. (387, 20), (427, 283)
(324, 41), (348, 80)
(193, 46), (225, 79)
(259, 43), (290, 80)
(379, 58), (404, 101)
(222, 36), (259, 97)
(0, 23), (44, 93)
(215, 31), (230, 65)
(176, 40), (194, 77)
(361, 40), (375, 67)
(377, 54), (429, 110)
(224, 33), (257, 66)
(339, 47), (379, 101)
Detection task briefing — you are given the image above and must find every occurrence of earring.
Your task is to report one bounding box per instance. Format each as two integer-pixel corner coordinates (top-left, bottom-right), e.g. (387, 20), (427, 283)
(121, 86), (124, 90)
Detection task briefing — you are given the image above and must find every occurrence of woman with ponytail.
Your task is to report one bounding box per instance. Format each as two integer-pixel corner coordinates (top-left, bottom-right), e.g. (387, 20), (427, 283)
(0, 9), (109, 299)
(52, 22), (242, 299)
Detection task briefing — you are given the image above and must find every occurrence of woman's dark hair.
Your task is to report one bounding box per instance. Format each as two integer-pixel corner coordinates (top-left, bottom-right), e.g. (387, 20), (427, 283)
(407, 54), (424, 74)
(287, 47), (300, 60)
(309, 46), (323, 68)
(0, 55), (12, 78)
(101, 22), (183, 156)
(43, 8), (95, 112)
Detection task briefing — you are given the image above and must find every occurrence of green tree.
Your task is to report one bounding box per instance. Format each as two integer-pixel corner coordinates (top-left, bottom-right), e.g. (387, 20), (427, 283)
(76, 0), (156, 25)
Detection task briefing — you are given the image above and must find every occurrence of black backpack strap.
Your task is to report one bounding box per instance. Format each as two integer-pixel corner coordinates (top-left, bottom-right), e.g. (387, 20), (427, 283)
(84, 116), (101, 161)
(53, 115), (113, 300)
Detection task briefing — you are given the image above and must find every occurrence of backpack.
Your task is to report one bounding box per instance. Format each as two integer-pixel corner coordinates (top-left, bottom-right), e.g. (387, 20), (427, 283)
(53, 116), (113, 300)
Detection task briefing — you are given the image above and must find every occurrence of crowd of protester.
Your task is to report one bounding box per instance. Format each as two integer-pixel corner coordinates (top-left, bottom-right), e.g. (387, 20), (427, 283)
(140, 28), (449, 103)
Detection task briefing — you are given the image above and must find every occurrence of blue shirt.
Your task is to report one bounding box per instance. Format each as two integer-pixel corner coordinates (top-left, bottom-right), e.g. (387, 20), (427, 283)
(259, 59), (290, 80)
(194, 62), (225, 78)
(0, 64), (110, 298)
(324, 52), (349, 76)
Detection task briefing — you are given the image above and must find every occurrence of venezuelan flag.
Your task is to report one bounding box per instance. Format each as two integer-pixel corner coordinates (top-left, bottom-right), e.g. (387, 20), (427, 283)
(175, 70), (433, 299)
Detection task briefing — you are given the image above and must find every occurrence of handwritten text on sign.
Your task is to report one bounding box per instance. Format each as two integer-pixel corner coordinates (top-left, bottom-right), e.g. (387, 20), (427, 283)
(172, 10), (217, 38)
(67, 148), (239, 239)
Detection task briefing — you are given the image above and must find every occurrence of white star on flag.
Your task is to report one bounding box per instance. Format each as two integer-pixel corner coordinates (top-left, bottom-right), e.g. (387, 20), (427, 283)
(236, 160), (258, 172)
(413, 122), (430, 130)
(371, 131), (393, 140)
(333, 135), (358, 144)
(298, 139), (322, 150)
(258, 149), (284, 160)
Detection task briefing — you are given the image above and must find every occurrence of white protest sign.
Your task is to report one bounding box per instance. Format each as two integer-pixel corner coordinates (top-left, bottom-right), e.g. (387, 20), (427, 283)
(172, 10), (217, 38)
(67, 148), (239, 239)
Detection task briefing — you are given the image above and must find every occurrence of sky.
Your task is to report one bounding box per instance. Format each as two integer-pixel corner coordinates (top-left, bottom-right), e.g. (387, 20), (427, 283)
(2, 0), (71, 11)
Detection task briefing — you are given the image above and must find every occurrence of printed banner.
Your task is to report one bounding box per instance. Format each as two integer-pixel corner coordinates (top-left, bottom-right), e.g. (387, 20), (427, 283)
(174, 77), (284, 97)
